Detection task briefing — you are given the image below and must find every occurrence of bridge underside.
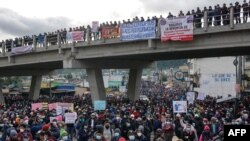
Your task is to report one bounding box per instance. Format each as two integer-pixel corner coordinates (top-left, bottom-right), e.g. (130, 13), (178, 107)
(1, 46), (249, 71)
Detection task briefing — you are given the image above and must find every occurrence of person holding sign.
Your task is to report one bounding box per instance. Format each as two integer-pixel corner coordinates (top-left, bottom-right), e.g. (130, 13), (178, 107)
(64, 110), (77, 140)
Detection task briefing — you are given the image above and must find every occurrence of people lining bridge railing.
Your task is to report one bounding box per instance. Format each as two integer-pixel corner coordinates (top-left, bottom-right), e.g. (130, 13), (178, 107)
(0, 1), (250, 56)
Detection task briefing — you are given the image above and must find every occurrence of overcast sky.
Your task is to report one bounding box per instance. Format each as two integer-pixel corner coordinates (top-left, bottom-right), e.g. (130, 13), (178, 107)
(0, 0), (239, 40)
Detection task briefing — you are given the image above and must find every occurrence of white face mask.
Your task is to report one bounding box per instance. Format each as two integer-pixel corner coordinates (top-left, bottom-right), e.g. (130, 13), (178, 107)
(137, 133), (142, 137)
(20, 129), (24, 132)
(186, 128), (191, 132)
(129, 135), (135, 140)
(243, 114), (248, 119)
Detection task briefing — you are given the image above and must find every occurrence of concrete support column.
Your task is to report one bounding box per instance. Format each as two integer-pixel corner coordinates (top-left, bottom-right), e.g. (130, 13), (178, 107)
(29, 75), (42, 100)
(0, 86), (5, 104)
(230, 6), (234, 29)
(86, 68), (106, 103)
(33, 35), (37, 51)
(44, 35), (48, 49)
(203, 11), (208, 31)
(57, 33), (62, 54)
(22, 38), (25, 46)
(237, 56), (242, 99)
(127, 68), (143, 101)
(2, 42), (6, 56)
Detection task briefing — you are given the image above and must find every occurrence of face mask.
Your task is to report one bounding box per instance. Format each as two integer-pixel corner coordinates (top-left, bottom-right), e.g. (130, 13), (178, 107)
(186, 128), (191, 132)
(137, 133), (142, 137)
(129, 135), (135, 140)
(80, 118), (85, 122)
(96, 135), (102, 140)
(84, 126), (88, 129)
(114, 133), (120, 137)
(126, 123), (131, 127)
(20, 129), (24, 132)
(243, 114), (248, 119)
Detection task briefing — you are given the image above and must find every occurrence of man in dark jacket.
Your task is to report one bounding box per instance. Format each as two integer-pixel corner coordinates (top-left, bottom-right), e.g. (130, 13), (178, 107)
(242, 0), (249, 23)
(234, 2), (241, 24)
(214, 5), (222, 26)
(208, 6), (214, 26)
(221, 4), (229, 25)
(78, 124), (91, 141)
(194, 114), (203, 138)
(196, 7), (203, 28)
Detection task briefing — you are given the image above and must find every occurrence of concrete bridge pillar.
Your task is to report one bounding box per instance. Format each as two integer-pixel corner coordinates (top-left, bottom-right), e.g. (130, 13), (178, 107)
(86, 68), (106, 103)
(29, 75), (42, 100)
(0, 86), (5, 104)
(127, 68), (143, 101)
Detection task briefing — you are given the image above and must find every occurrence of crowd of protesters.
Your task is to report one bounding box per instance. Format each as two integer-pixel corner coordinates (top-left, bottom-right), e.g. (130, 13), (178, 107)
(0, 80), (249, 141)
(1, 1), (250, 53)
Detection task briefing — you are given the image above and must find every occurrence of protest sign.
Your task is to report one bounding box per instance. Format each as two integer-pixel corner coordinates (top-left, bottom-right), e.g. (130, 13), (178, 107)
(32, 103), (41, 111)
(173, 101), (187, 113)
(32, 103), (48, 111)
(94, 100), (106, 111)
(197, 93), (206, 100)
(186, 92), (195, 104)
(92, 21), (99, 32)
(65, 112), (77, 124)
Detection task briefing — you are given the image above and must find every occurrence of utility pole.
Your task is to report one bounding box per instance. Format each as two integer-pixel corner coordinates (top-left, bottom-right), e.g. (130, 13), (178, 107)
(237, 56), (242, 99)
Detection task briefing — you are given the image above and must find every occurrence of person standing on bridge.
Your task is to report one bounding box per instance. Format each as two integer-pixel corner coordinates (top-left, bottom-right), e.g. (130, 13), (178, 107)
(196, 7), (203, 28)
(208, 6), (214, 26)
(234, 2), (241, 24)
(221, 4), (229, 25)
(242, 0), (249, 23)
(214, 5), (222, 26)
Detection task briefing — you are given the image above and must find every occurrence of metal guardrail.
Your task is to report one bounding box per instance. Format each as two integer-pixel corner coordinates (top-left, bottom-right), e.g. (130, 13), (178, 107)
(0, 7), (249, 56)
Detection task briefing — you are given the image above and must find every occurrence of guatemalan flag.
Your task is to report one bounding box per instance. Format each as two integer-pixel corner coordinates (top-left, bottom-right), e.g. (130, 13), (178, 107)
(66, 31), (84, 42)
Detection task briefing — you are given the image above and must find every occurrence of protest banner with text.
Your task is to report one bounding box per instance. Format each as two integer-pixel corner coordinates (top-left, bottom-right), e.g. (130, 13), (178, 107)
(160, 16), (193, 41)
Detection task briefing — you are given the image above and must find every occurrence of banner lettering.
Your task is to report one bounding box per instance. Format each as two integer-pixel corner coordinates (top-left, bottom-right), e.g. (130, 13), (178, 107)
(121, 20), (156, 40)
(101, 26), (119, 39)
(160, 16), (193, 41)
(66, 31), (84, 42)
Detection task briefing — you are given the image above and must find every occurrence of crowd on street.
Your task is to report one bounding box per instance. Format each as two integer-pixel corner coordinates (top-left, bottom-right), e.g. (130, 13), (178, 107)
(0, 80), (249, 141)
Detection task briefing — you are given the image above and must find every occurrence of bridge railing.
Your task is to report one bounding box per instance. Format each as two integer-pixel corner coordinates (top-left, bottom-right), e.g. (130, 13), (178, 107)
(0, 6), (249, 57)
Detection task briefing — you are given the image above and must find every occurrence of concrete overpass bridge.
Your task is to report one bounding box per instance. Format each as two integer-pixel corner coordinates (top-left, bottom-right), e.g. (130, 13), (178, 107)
(1, 12), (250, 104)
